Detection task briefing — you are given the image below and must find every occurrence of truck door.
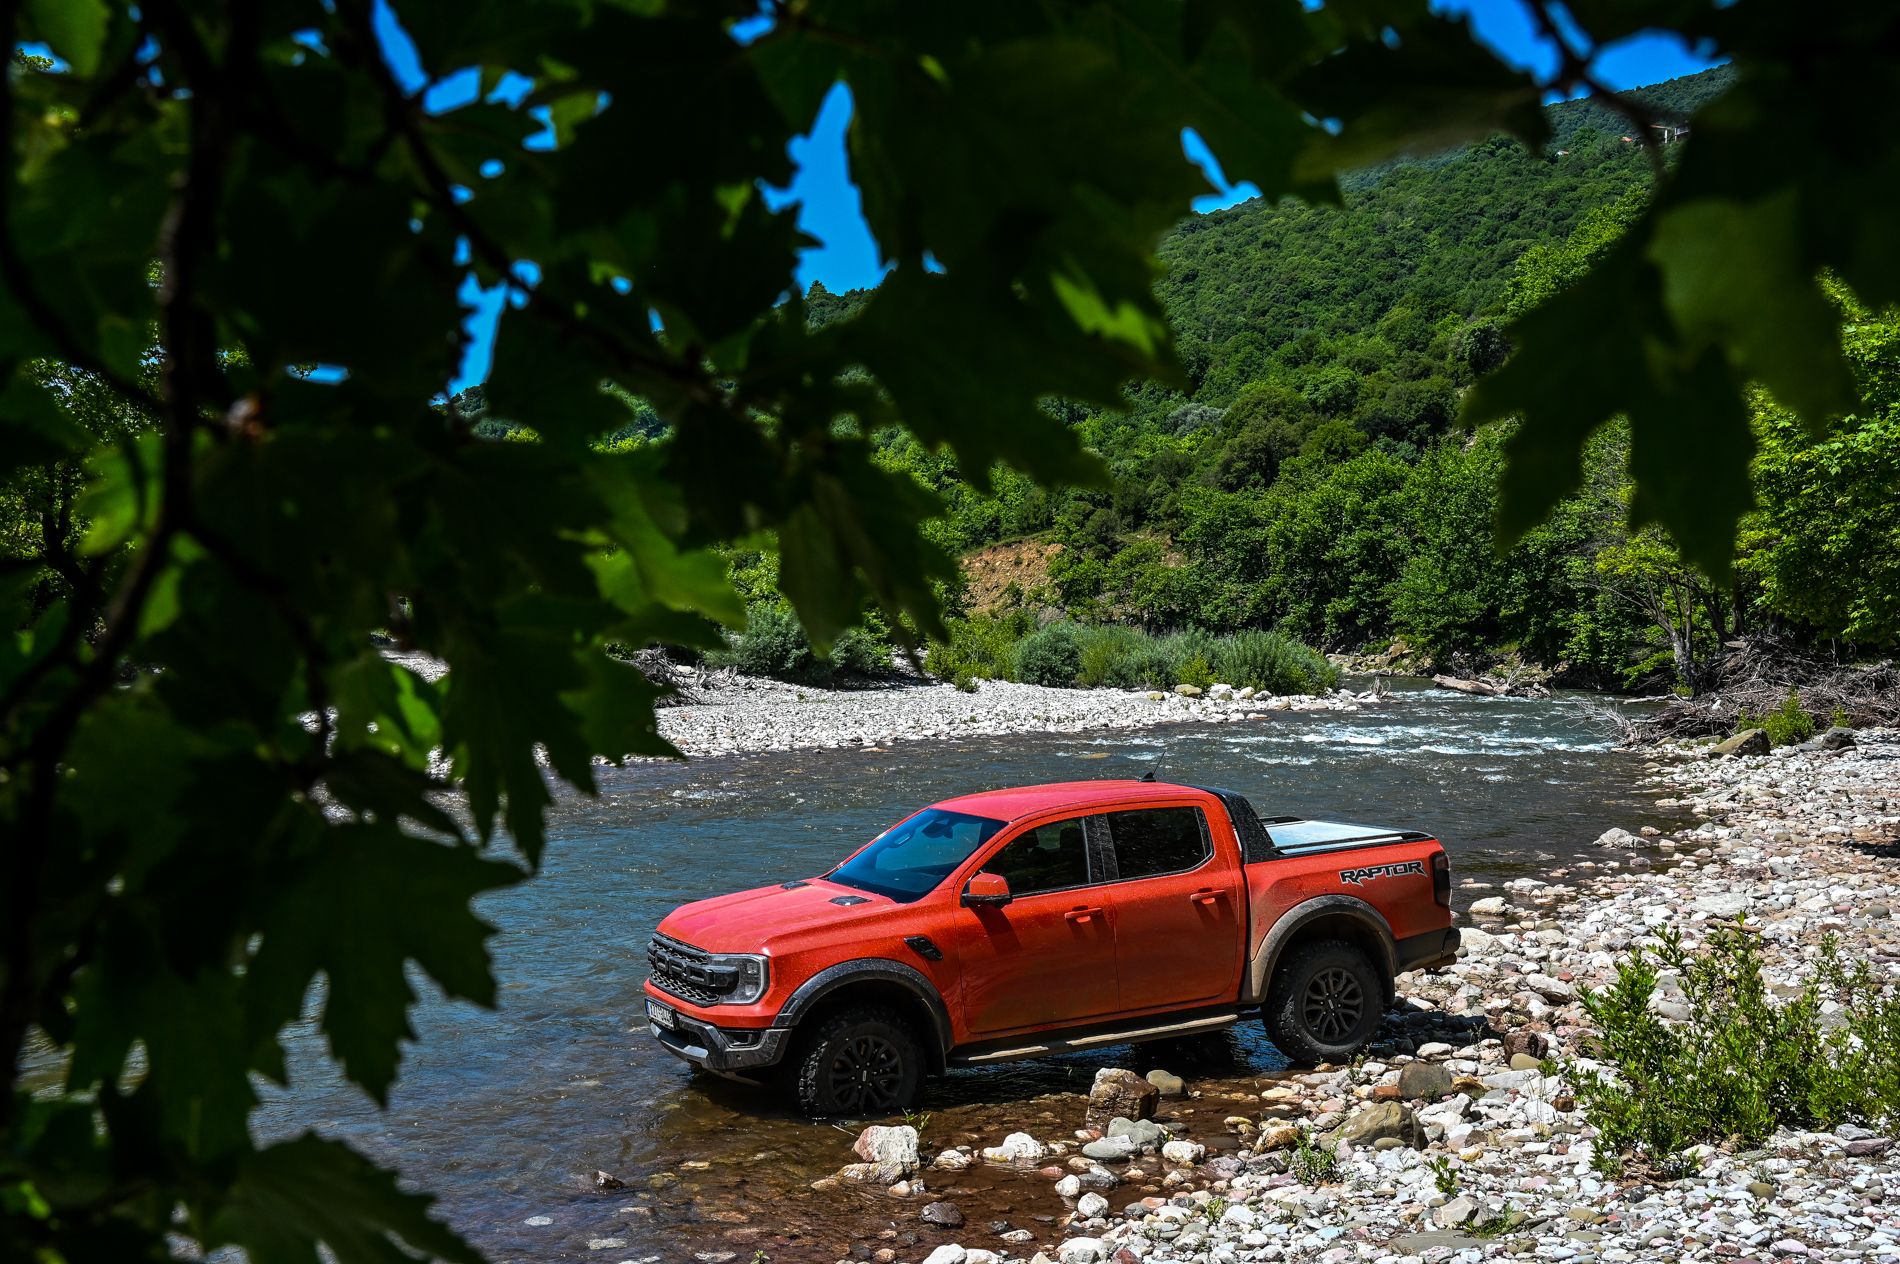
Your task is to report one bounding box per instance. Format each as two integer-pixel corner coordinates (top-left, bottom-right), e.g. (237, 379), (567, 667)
(952, 815), (1121, 1036)
(1100, 804), (1244, 1011)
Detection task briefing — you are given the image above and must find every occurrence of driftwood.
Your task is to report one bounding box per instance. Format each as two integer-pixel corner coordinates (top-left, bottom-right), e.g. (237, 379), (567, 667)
(1433, 674), (1504, 696)
(1622, 637), (1900, 743)
(1431, 671), (1550, 699)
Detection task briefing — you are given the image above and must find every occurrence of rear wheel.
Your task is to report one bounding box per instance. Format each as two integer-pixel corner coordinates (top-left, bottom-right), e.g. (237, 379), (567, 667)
(789, 1005), (924, 1117)
(1265, 939), (1383, 1065)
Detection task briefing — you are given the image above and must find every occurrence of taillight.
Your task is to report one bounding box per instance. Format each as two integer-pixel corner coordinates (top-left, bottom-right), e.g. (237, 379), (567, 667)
(1431, 851), (1451, 907)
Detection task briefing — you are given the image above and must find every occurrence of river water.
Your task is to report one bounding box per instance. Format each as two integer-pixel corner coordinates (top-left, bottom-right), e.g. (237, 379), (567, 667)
(255, 683), (1676, 1263)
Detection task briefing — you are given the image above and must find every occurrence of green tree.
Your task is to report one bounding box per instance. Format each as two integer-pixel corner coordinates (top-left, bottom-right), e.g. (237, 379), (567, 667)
(6, 3), (1900, 1261)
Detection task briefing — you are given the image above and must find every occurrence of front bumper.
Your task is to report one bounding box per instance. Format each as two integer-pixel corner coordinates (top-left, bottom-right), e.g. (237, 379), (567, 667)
(647, 1002), (792, 1075)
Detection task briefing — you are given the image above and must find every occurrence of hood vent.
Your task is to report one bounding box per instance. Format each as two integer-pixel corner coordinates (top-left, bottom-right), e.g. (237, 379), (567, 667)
(829, 895), (869, 906)
(780, 880), (809, 890)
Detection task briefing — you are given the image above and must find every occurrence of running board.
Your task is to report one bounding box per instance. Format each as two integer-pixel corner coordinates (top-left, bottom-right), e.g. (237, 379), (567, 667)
(952, 1010), (1242, 1065)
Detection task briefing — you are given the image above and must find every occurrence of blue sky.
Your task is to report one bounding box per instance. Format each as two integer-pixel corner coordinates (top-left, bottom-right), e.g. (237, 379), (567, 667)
(372, 0), (1721, 395)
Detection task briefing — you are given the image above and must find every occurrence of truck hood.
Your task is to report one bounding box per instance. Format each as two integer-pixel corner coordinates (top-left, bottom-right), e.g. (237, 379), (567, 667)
(656, 878), (899, 953)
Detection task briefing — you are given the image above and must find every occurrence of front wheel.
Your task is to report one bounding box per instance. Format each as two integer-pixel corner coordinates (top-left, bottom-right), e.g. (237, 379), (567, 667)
(789, 1005), (924, 1117)
(1265, 939), (1383, 1065)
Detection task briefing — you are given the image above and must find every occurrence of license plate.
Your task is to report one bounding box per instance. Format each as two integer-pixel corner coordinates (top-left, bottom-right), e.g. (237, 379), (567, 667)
(646, 999), (677, 1031)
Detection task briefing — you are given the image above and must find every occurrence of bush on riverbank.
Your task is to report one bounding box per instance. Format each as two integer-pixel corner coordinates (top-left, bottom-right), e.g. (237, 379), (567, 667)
(707, 603), (893, 683)
(1738, 689), (1819, 748)
(927, 617), (1340, 695)
(1575, 921), (1900, 1177)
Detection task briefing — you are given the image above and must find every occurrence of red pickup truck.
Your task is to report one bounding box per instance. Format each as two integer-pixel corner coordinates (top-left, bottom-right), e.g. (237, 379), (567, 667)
(643, 780), (1458, 1115)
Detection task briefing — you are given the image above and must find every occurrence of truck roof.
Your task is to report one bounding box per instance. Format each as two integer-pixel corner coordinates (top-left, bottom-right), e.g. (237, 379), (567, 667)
(933, 779), (1210, 821)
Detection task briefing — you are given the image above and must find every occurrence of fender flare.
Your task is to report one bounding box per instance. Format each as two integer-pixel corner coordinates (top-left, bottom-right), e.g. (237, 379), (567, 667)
(1245, 895), (1399, 1005)
(776, 959), (955, 1071)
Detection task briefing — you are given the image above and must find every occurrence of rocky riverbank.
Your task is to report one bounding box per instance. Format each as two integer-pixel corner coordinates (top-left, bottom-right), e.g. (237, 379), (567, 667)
(382, 650), (1375, 760)
(649, 675), (1375, 759)
(808, 729), (1900, 1264)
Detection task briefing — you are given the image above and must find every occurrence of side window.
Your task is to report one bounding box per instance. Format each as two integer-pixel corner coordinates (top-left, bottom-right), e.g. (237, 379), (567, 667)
(981, 817), (1093, 896)
(1108, 807), (1211, 881)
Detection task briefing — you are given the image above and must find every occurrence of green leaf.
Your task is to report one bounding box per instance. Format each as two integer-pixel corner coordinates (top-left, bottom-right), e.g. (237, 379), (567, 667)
(244, 823), (522, 1103)
(1648, 191), (1855, 428)
(210, 1134), (482, 1264)
(25, 0), (110, 77)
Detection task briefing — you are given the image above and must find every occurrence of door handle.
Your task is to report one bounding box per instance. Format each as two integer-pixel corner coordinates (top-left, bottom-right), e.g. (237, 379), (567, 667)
(1189, 889), (1222, 906)
(1065, 906), (1104, 923)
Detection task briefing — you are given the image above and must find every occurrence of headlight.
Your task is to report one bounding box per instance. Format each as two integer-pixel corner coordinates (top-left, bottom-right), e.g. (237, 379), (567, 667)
(707, 952), (769, 1005)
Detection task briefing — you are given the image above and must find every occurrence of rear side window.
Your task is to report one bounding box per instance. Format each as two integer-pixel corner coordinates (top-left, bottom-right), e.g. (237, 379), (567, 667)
(1108, 807), (1210, 880)
(981, 817), (1092, 896)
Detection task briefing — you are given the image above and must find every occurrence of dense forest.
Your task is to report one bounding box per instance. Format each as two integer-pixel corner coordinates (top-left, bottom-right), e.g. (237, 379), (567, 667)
(693, 65), (1893, 694)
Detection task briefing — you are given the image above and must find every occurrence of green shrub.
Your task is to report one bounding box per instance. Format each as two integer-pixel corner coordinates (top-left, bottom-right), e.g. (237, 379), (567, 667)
(709, 603), (815, 680)
(1175, 652), (1215, 691)
(709, 603), (892, 683)
(1015, 621), (1084, 686)
(1574, 921), (1900, 1177)
(1832, 705), (1853, 729)
(1211, 629), (1341, 695)
(1738, 690), (1817, 747)
(927, 611), (1030, 682)
(1076, 624), (1148, 688)
(1289, 1129), (1339, 1185)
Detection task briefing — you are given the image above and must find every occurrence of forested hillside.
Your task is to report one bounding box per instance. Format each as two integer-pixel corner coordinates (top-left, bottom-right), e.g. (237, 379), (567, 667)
(847, 65), (1895, 693)
(457, 64), (1897, 694)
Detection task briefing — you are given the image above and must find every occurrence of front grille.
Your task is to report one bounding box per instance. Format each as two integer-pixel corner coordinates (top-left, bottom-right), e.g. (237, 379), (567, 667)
(647, 933), (735, 1007)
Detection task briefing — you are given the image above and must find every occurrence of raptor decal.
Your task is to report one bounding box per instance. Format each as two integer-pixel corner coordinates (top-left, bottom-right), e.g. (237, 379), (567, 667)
(1339, 859), (1426, 886)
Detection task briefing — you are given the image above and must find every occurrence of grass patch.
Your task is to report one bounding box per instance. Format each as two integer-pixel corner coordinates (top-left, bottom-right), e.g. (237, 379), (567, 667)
(1574, 921), (1900, 1177)
(1737, 689), (1818, 747)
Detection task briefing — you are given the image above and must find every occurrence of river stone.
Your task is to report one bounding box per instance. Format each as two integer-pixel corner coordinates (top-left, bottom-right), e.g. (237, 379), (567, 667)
(1397, 1061), (1455, 1102)
(980, 1132), (1046, 1163)
(855, 1125), (921, 1175)
(1799, 726), (1857, 752)
(921, 1201), (965, 1228)
(1509, 1052), (1545, 1071)
(1434, 1195), (1479, 1227)
(1106, 1117), (1163, 1148)
(1333, 1101), (1424, 1149)
(1058, 1238), (1107, 1264)
(1594, 826), (1641, 848)
(1054, 1174), (1081, 1197)
(1714, 728), (1770, 757)
(1695, 892), (1751, 919)
(933, 1149), (971, 1171)
(1081, 1135), (1139, 1161)
(1458, 927), (1496, 954)
(1501, 1031), (1548, 1060)
(1086, 1068), (1158, 1127)
(921, 1247), (966, 1264)
(1145, 1068), (1186, 1097)
(1076, 1192), (1110, 1219)
(1160, 1139), (1204, 1165)
(1468, 896), (1507, 917)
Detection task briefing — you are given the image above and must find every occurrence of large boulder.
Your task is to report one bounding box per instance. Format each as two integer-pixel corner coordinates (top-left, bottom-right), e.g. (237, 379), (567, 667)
(854, 1124), (921, 1175)
(1396, 1062), (1455, 1102)
(1333, 1101), (1424, 1150)
(1799, 726), (1858, 752)
(1713, 728), (1770, 757)
(1086, 1068), (1158, 1127)
(1106, 1117), (1165, 1150)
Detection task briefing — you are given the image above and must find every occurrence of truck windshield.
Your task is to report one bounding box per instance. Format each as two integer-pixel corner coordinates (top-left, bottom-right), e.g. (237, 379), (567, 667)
(828, 808), (1007, 903)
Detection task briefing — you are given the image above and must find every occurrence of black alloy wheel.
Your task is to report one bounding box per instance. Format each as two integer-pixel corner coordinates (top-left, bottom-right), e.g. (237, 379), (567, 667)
(789, 1004), (924, 1116)
(1300, 965), (1366, 1043)
(1265, 938), (1384, 1065)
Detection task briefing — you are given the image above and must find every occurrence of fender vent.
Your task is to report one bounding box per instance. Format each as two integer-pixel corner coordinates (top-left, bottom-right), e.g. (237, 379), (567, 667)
(829, 895), (869, 906)
(904, 935), (943, 962)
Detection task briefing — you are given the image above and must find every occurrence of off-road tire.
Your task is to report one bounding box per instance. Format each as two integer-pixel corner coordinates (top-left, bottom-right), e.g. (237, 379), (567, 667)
(1265, 939), (1383, 1065)
(789, 1005), (924, 1117)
